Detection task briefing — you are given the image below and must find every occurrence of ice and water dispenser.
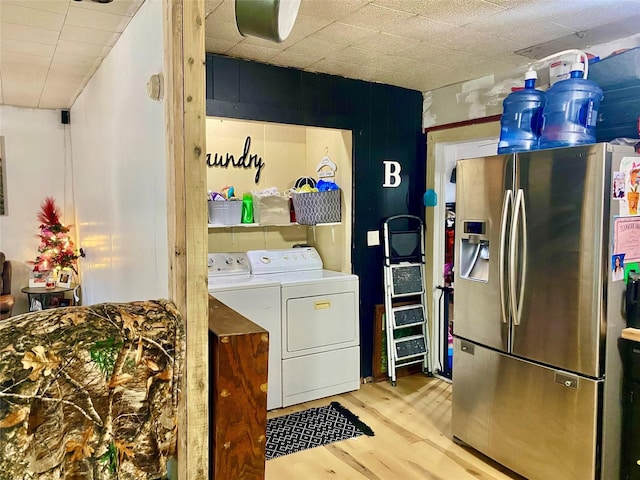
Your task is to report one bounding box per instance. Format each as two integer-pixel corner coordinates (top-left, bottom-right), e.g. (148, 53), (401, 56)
(459, 221), (490, 282)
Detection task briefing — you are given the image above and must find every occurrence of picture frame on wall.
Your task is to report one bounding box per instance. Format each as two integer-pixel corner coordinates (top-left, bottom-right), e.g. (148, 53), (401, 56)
(0, 136), (7, 215)
(57, 268), (72, 288)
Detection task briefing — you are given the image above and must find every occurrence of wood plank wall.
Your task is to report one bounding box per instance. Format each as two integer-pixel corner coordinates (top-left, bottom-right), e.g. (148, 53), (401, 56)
(164, 0), (209, 478)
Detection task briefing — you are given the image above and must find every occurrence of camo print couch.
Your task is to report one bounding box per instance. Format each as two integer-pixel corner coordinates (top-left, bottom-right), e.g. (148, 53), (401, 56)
(0, 299), (184, 480)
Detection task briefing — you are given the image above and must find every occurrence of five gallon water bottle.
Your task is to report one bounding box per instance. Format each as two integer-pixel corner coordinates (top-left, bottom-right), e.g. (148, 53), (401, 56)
(497, 67), (546, 154)
(539, 57), (603, 149)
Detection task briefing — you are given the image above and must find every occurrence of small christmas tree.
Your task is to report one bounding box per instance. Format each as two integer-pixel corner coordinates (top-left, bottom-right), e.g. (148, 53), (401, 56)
(32, 197), (79, 274)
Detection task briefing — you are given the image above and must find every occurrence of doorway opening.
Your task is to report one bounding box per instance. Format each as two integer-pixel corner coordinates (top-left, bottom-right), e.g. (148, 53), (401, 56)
(430, 136), (498, 380)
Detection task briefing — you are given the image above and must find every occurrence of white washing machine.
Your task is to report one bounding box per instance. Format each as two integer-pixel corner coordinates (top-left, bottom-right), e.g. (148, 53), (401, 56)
(247, 247), (360, 407)
(207, 252), (282, 410)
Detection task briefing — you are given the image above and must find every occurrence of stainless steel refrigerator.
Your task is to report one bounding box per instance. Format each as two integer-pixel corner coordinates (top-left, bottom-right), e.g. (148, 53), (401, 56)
(452, 143), (639, 480)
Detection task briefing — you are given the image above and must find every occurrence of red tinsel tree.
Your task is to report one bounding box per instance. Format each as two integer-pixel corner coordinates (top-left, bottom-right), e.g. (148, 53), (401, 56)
(32, 197), (79, 273)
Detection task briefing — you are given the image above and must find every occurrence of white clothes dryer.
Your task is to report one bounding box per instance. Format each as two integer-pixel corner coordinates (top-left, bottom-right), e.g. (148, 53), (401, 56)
(247, 248), (360, 407)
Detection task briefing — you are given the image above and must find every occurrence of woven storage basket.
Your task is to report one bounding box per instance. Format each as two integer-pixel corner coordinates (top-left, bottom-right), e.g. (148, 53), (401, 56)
(292, 189), (341, 225)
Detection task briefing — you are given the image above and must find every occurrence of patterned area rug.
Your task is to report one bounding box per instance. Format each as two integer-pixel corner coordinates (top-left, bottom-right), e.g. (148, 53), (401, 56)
(266, 401), (375, 460)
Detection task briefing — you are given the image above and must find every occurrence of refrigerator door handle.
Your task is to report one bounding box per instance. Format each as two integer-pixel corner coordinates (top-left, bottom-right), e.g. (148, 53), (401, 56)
(516, 189), (528, 325)
(499, 189), (513, 324)
(510, 189), (524, 325)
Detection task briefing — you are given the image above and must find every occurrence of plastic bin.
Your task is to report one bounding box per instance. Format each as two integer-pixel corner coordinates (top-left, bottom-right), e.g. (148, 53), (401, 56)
(207, 200), (242, 225)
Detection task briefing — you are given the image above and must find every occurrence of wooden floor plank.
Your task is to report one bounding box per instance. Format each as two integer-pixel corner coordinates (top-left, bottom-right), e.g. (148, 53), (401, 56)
(266, 375), (524, 480)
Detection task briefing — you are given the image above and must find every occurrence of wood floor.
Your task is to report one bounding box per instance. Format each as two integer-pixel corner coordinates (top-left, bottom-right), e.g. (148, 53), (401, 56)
(266, 375), (525, 480)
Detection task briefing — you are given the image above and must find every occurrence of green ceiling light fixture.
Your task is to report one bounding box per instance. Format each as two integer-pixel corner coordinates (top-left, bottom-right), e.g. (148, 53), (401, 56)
(235, 0), (301, 43)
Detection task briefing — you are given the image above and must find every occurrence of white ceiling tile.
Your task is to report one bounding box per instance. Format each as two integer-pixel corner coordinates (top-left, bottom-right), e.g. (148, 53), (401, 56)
(38, 93), (76, 109)
(484, 0), (547, 7)
(3, 0), (640, 109)
(353, 32), (418, 55)
(60, 24), (119, 47)
(395, 42), (453, 62)
(383, 0), (506, 27)
(298, 0), (370, 22)
(340, 4), (414, 30)
(204, 17), (242, 41)
(206, 0), (235, 22)
(492, 53), (533, 68)
(2, 90), (42, 108)
(0, 3), (65, 31)
(56, 39), (110, 58)
(39, 78), (84, 109)
(1, 68), (46, 106)
(514, 39), (581, 61)
(205, 37), (240, 54)
(82, 0), (144, 17)
(241, 34), (291, 49)
(205, 0), (225, 18)
(5, 0), (69, 16)
(322, 46), (384, 65)
(48, 62), (97, 78)
(270, 50), (318, 70)
(1, 38), (55, 58)
(347, 65), (381, 83)
(383, 14), (456, 41)
(309, 58), (364, 78)
(285, 37), (346, 57)
(65, 5), (132, 33)
(0, 23), (61, 45)
(466, 7), (564, 34)
(312, 22), (377, 45)
(463, 35), (524, 57)
(72, 0), (145, 17)
(52, 50), (103, 68)
(552, 3), (640, 31)
(1, 51), (52, 68)
(0, 61), (49, 77)
(226, 42), (282, 63)
(429, 26), (496, 51)
(361, 54), (421, 72)
(288, 14), (333, 37)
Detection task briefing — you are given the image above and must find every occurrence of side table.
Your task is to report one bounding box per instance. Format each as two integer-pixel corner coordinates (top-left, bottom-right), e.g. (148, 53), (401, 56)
(21, 284), (79, 311)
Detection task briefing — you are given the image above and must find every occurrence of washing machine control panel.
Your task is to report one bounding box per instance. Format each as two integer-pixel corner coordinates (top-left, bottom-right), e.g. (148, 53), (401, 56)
(208, 253), (250, 276)
(247, 247), (323, 274)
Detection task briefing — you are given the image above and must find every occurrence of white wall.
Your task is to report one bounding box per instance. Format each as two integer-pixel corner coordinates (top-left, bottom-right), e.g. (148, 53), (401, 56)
(0, 106), (69, 314)
(424, 33), (640, 128)
(70, 0), (168, 304)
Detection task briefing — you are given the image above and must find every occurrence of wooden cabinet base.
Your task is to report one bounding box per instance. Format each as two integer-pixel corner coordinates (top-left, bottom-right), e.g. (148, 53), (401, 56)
(209, 296), (269, 480)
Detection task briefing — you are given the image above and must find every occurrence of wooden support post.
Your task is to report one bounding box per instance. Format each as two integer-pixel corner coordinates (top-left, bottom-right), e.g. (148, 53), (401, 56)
(163, 0), (208, 478)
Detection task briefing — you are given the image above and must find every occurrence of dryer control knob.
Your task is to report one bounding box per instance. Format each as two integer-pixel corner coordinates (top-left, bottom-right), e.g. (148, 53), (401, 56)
(260, 255), (270, 264)
(225, 257), (233, 265)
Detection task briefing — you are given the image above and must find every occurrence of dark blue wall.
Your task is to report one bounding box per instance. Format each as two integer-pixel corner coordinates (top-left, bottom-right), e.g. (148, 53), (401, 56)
(206, 53), (426, 378)
(590, 47), (640, 142)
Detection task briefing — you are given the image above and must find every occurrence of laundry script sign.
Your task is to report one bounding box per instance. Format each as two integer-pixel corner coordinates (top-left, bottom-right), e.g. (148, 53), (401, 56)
(206, 136), (265, 183)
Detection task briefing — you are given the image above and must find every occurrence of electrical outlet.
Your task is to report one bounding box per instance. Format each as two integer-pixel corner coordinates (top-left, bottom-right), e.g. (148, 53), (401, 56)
(367, 230), (380, 247)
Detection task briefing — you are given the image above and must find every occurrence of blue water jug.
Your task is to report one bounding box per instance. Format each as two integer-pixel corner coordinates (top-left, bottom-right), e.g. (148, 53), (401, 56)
(497, 67), (545, 154)
(539, 59), (603, 149)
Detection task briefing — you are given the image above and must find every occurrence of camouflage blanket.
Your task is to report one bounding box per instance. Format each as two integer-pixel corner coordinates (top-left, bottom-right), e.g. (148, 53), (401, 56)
(0, 300), (184, 479)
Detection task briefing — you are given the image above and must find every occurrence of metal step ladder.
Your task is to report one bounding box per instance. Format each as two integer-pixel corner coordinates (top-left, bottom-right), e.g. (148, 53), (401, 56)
(382, 215), (432, 386)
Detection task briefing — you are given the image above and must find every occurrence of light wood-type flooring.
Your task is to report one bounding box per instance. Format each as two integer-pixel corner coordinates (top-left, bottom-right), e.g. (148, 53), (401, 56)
(266, 375), (525, 480)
